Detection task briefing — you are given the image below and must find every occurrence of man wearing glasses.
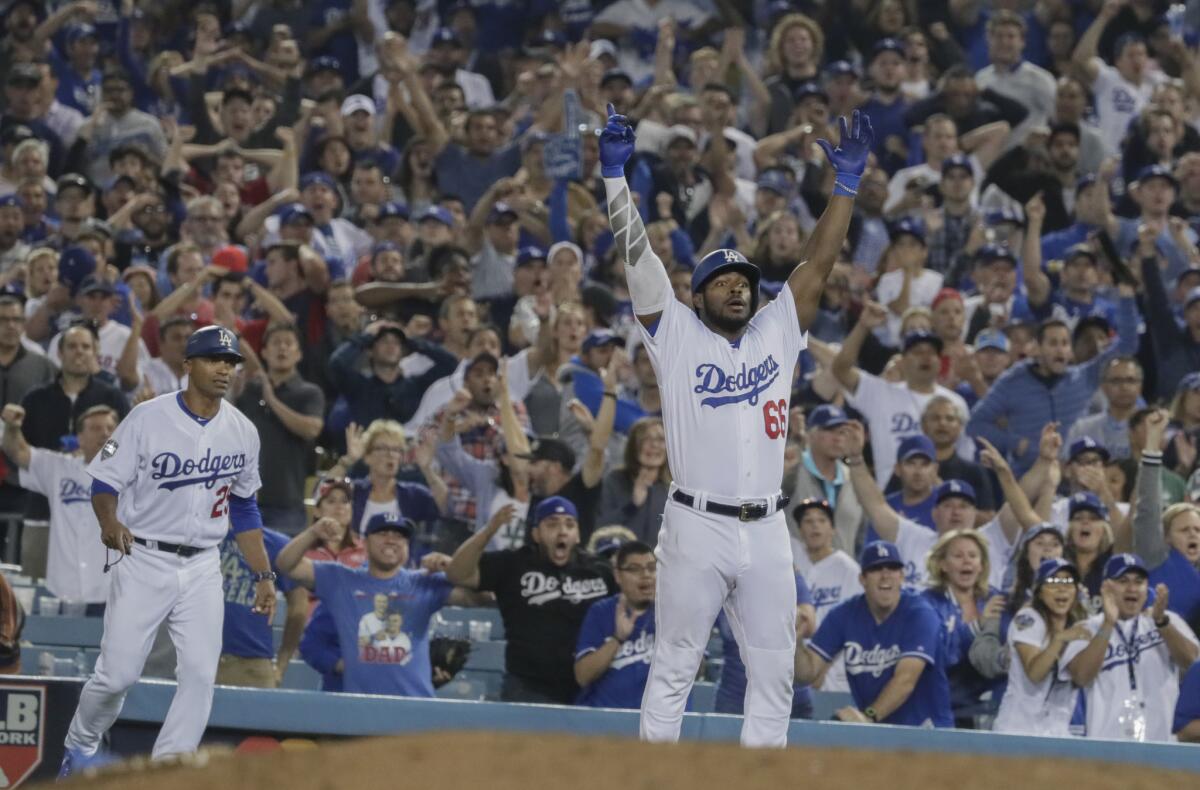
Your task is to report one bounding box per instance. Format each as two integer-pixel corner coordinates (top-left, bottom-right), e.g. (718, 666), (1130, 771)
(574, 540), (656, 709)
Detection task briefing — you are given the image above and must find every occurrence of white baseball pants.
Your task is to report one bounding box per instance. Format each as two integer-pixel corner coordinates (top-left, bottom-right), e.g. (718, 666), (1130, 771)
(65, 543), (224, 759)
(640, 499), (796, 747)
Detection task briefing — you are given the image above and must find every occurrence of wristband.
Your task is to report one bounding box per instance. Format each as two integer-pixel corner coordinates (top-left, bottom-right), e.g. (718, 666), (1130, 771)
(603, 392), (617, 400)
(601, 165), (626, 178)
(1155, 615), (1170, 629)
(832, 172), (861, 198)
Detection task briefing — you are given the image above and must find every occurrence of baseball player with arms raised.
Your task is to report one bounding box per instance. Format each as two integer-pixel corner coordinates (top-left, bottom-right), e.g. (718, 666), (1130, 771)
(59, 325), (276, 776)
(598, 103), (871, 747)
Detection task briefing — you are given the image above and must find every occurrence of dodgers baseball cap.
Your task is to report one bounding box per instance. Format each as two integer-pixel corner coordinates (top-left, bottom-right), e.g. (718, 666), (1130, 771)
(974, 328), (1010, 354)
(1183, 286), (1200, 310)
(369, 323), (407, 348)
(902, 329), (943, 354)
(756, 169), (794, 197)
(58, 246), (96, 293)
(463, 351), (499, 376)
(280, 202), (314, 226)
(78, 275), (115, 297)
(1104, 552), (1149, 580)
(66, 23), (96, 45)
(888, 217), (925, 244)
(0, 194), (21, 210)
(487, 202), (519, 224)
(1136, 163), (1178, 189)
(305, 55), (342, 76)
(364, 512), (415, 538)
(5, 63), (40, 88)
(824, 60), (859, 79)
(1068, 436), (1110, 463)
(534, 495), (579, 525)
(1064, 243), (1099, 265)
(185, 325), (244, 362)
(935, 480), (976, 506)
(1068, 491), (1108, 520)
(589, 40), (618, 61)
(807, 404), (848, 430)
(793, 81), (828, 103)
(56, 172), (93, 196)
(418, 206), (454, 227)
(376, 201), (410, 221)
(1073, 312), (1112, 343)
(519, 437), (576, 470)
(431, 27), (462, 47)
(1035, 557), (1079, 586)
(942, 154), (973, 177)
(975, 243), (1017, 267)
(859, 540), (904, 571)
(792, 497), (834, 522)
(600, 69), (634, 88)
(1021, 522), (1064, 552)
(872, 37), (905, 60)
(300, 171), (337, 192)
(582, 328), (625, 352)
(516, 246), (547, 267)
(341, 94), (376, 117)
(898, 434), (936, 462)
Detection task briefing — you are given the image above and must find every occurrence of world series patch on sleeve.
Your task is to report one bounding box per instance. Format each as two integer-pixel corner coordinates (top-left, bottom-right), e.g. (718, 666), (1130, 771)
(0, 684), (46, 787)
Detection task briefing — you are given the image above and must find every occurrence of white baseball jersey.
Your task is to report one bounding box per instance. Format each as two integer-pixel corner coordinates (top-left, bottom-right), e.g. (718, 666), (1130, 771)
(639, 281), (805, 499)
(844, 372), (970, 486)
(892, 516), (1014, 592)
(1060, 611), (1199, 741)
(1091, 61), (1163, 154)
(49, 320), (151, 388)
(87, 392), (262, 548)
(143, 358), (187, 397)
(992, 607), (1079, 737)
(20, 448), (109, 603)
(792, 542), (862, 691)
(874, 269), (945, 346)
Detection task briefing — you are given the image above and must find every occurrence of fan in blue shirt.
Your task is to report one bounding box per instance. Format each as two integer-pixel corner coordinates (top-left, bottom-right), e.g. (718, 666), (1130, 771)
(795, 541), (953, 727)
(218, 528), (310, 687)
(574, 541), (656, 709)
(276, 512), (476, 697)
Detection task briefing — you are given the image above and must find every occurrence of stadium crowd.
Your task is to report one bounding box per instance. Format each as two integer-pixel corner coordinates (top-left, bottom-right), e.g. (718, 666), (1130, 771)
(0, 0), (1197, 744)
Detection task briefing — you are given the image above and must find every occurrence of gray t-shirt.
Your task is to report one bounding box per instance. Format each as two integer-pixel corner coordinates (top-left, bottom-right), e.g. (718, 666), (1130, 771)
(235, 373), (325, 509)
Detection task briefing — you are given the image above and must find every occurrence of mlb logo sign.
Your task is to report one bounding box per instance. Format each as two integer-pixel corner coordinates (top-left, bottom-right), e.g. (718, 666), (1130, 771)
(0, 686), (44, 787)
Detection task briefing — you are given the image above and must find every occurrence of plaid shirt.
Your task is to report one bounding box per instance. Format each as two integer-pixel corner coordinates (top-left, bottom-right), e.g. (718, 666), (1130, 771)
(926, 210), (978, 287)
(420, 400), (530, 522)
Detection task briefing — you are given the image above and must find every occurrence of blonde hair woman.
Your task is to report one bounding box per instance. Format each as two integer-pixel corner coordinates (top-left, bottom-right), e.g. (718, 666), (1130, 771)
(920, 530), (1006, 727)
(325, 419), (447, 537)
(763, 14), (824, 134)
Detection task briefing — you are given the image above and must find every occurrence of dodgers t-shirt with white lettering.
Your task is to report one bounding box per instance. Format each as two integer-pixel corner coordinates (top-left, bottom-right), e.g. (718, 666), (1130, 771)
(574, 595), (655, 709)
(312, 562), (452, 698)
(809, 591), (953, 727)
(219, 528), (295, 659)
(478, 546), (615, 702)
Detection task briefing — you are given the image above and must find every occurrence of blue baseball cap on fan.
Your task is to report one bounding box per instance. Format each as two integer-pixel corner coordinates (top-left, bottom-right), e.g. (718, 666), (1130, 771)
(860, 541), (904, 571)
(1068, 492), (1107, 520)
(58, 246), (96, 295)
(1068, 436), (1110, 463)
(534, 496), (578, 524)
(807, 404), (848, 430)
(934, 480), (976, 506)
(1104, 553), (1149, 580)
(364, 512), (415, 538)
(897, 434), (936, 462)
(1035, 557), (1079, 586)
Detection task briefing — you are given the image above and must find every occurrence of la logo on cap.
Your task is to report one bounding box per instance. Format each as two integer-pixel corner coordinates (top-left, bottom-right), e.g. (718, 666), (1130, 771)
(723, 250), (739, 262)
(949, 482), (961, 492)
(877, 544), (888, 558)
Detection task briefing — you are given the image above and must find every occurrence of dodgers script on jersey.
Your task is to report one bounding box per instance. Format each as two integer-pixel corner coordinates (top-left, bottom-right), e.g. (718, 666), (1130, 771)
(87, 392), (262, 547)
(639, 277), (806, 499)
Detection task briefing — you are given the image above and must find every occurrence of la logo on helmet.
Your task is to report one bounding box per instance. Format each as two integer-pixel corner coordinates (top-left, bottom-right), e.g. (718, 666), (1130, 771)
(218, 330), (233, 348)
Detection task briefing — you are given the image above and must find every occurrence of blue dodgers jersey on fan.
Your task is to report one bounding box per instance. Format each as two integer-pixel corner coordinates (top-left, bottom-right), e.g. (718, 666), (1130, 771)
(1150, 548), (1200, 627)
(219, 528), (294, 659)
(574, 595), (655, 709)
(1173, 659), (1200, 734)
(313, 562), (452, 697)
(809, 592), (953, 727)
(714, 574), (813, 716)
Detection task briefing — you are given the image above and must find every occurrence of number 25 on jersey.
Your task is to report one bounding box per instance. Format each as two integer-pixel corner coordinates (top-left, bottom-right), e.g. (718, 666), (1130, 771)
(763, 399), (788, 439)
(211, 485), (230, 518)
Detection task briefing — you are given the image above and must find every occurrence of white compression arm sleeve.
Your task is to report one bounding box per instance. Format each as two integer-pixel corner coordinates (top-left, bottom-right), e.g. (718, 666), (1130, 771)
(603, 176), (672, 316)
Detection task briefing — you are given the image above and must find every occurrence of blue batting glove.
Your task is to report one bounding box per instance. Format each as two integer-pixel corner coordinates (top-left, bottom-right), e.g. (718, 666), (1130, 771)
(599, 103), (636, 178)
(817, 110), (874, 197)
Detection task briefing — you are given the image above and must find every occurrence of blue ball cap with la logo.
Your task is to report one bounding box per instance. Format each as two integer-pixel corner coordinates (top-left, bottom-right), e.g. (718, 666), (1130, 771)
(859, 540), (904, 571)
(185, 325), (244, 362)
(1068, 491), (1108, 520)
(1068, 436), (1110, 463)
(1104, 552), (1149, 580)
(934, 479), (976, 506)
(364, 512), (415, 538)
(1035, 557), (1079, 586)
(534, 495), (579, 525)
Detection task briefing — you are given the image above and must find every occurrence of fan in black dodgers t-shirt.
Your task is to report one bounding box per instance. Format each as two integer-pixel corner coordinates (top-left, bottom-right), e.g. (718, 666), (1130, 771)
(446, 495), (614, 703)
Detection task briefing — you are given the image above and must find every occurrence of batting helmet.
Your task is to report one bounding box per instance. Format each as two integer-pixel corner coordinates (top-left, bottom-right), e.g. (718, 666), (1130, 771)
(185, 325), (244, 362)
(691, 248), (761, 311)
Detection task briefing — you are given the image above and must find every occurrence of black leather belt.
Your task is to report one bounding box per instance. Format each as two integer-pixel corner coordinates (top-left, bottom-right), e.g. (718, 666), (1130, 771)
(133, 537), (205, 558)
(671, 490), (790, 522)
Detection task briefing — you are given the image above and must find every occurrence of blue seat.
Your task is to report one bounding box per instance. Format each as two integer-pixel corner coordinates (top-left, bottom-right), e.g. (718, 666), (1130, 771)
(23, 616), (103, 648)
(464, 640), (505, 672)
(278, 660), (322, 691)
(691, 681), (716, 713)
